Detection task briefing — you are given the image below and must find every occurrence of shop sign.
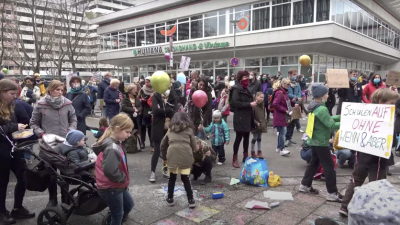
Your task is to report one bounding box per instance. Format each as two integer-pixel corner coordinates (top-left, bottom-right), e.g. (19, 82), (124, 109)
(133, 46), (163, 57)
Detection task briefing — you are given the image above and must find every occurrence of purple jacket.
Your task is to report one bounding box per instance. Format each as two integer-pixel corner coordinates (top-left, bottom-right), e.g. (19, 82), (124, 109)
(272, 87), (294, 127)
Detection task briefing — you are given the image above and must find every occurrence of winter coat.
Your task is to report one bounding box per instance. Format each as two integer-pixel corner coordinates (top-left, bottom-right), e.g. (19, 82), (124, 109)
(326, 88), (336, 113)
(217, 94), (230, 116)
(0, 111), (23, 163)
(193, 137), (217, 166)
(288, 82), (302, 101)
(253, 101), (267, 133)
(362, 81), (386, 103)
(30, 97), (77, 138)
(172, 81), (182, 98)
(230, 84), (254, 132)
(20, 86), (41, 105)
(121, 92), (142, 131)
(214, 81), (225, 98)
(299, 79), (307, 91)
(139, 88), (153, 124)
(103, 87), (120, 120)
(94, 127), (107, 139)
(97, 79), (110, 99)
(204, 121), (230, 146)
(66, 92), (91, 134)
(188, 87), (213, 128)
(160, 123), (197, 170)
(151, 92), (178, 143)
(248, 79), (262, 97)
(395, 98), (400, 134)
(59, 144), (91, 167)
(306, 101), (340, 147)
(93, 137), (129, 191)
(272, 87), (292, 127)
(336, 81), (362, 115)
(87, 85), (98, 103)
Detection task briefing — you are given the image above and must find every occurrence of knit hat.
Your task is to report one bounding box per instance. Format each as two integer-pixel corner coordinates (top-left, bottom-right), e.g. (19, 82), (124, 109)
(65, 130), (85, 146)
(213, 110), (222, 118)
(311, 83), (328, 98)
(0, 72), (4, 81)
(145, 76), (151, 81)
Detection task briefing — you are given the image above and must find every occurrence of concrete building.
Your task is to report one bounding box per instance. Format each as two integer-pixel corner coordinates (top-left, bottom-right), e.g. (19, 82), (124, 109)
(90, 0), (400, 84)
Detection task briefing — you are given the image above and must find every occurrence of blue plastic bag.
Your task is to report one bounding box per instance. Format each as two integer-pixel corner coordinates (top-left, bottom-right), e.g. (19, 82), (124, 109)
(239, 158), (269, 187)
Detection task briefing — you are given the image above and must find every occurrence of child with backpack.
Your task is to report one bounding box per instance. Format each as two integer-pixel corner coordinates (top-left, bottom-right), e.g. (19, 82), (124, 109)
(251, 92), (268, 158)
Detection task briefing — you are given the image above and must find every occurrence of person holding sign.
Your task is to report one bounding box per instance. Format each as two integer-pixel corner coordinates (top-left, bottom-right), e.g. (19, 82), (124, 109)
(361, 74), (385, 103)
(299, 84), (343, 202)
(336, 69), (362, 115)
(339, 88), (399, 217)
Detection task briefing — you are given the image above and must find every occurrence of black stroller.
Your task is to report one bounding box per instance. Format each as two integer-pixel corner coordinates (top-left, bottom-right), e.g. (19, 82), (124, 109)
(15, 134), (108, 225)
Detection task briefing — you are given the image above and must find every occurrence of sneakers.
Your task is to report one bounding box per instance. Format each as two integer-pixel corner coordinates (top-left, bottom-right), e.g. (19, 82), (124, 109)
(297, 129), (304, 133)
(339, 206), (348, 217)
(0, 211), (16, 225)
(280, 149), (290, 156)
(11, 206), (35, 219)
(326, 192), (343, 202)
(188, 199), (196, 208)
(299, 184), (319, 194)
(166, 197), (174, 206)
(149, 172), (156, 182)
(217, 162), (224, 165)
(201, 176), (212, 185)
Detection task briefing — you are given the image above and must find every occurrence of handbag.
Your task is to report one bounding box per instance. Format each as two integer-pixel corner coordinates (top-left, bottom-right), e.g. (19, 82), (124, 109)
(284, 113), (292, 125)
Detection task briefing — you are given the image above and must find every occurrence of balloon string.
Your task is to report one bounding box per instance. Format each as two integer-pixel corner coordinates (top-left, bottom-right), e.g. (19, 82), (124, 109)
(200, 108), (204, 125)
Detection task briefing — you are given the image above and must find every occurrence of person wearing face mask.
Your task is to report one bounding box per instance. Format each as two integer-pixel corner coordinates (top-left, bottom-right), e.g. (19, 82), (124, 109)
(149, 87), (178, 182)
(336, 69), (362, 115)
(103, 79), (121, 121)
(65, 76), (91, 134)
(20, 76), (41, 106)
(248, 71), (262, 97)
(229, 71), (257, 168)
(97, 72), (113, 117)
(361, 74), (386, 103)
(299, 83), (342, 202)
(34, 73), (46, 97)
(286, 69), (304, 147)
(30, 80), (77, 207)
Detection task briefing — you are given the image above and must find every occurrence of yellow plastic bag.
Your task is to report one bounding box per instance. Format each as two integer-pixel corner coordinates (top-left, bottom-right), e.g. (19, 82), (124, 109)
(268, 171), (281, 187)
(306, 112), (315, 138)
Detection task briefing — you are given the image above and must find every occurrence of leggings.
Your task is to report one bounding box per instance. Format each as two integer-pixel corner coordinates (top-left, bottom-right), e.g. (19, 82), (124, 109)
(151, 141), (161, 172)
(233, 131), (250, 155)
(168, 173), (193, 200)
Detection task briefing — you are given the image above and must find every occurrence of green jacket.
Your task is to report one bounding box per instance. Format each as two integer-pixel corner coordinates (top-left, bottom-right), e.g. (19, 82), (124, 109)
(307, 101), (340, 147)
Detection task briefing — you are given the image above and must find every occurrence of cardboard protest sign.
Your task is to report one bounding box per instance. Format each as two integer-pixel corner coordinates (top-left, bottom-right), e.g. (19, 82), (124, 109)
(326, 69), (349, 88)
(385, 70), (400, 86)
(338, 102), (395, 159)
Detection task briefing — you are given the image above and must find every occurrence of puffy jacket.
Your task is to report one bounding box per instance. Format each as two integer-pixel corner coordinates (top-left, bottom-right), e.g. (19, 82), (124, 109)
(59, 144), (91, 167)
(362, 81), (386, 103)
(306, 101), (340, 147)
(160, 123), (197, 170)
(93, 137), (129, 191)
(30, 97), (77, 138)
(20, 86), (41, 105)
(204, 121), (230, 146)
(217, 94), (230, 116)
(103, 87), (120, 120)
(288, 82), (302, 101)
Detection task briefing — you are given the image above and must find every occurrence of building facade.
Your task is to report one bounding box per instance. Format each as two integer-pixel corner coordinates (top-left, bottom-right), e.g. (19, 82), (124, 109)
(90, 0), (400, 84)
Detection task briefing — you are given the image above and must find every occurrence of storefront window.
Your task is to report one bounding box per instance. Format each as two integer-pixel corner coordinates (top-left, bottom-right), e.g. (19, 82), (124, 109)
(139, 66), (147, 72)
(215, 60), (228, 68)
(136, 29), (145, 47)
(215, 69), (228, 79)
(261, 67), (278, 76)
(157, 64), (167, 70)
(156, 26), (166, 44)
(202, 69), (213, 77)
(127, 32), (135, 47)
(148, 65), (156, 72)
(245, 58), (260, 67)
(293, 0), (314, 25)
(262, 57), (278, 66)
(111, 33), (118, 49)
(317, 0), (330, 22)
(202, 61), (213, 69)
(204, 17), (218, 37)
(145, 26), (154, 45)
(190, 61), (201, 69)
(190, 20), (203, 39)
(281, 56), (298, 65)
(178, 22), (190, 41)
(272, 1), (291, 28)
(118, 32), (127, 49)
(253, 7), (270, 31)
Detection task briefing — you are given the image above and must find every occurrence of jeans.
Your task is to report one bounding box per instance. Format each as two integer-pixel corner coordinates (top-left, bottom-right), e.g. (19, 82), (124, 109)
(334, 149), (355, 166)
(151, 141), (161, 172)
(101, 106), (107, 118)
(301, 146), (338, 194)
(295, 120), (301, 130)
(212, 145), (225, 163)
(251, 133), (262, 152)
(98, 189), (134, 225)
(300, 149), (312, 162)
(233, 131), (250, 155)
(192, 156), (213, 178)
(276, 126), (287, 150)
(285, 119), (297, 141)
(168, 173), (193, 200)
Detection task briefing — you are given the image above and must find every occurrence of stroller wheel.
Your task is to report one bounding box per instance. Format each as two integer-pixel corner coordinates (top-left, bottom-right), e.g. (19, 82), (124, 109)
(37, 207), (67, 225)
(102, 212), (111, 225)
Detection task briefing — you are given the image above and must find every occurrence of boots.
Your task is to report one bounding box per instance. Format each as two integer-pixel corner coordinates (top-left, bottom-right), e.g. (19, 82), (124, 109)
(232, 155), (239, 168)
(242, 152), (248, 163)
(257, 150), (263, 158)
(251, 151), (257, 158)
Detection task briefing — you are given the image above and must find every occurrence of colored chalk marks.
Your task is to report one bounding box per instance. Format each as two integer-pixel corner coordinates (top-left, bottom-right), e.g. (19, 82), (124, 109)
(175, 206), (220, 223)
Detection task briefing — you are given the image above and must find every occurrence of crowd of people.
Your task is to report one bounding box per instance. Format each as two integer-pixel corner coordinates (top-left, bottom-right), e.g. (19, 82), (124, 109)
(0, 67), (399, 225)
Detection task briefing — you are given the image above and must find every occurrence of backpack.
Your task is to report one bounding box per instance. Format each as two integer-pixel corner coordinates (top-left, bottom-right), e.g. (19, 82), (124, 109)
(268, 90), (282, 112)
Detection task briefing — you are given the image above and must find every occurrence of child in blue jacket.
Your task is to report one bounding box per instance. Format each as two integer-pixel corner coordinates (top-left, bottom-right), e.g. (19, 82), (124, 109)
(200, 110), (230, 165)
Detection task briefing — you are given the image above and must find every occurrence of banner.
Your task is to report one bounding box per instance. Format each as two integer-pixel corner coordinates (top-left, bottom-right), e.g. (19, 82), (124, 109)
(326, 69), (349, 88)
(338, 102), (395, 159)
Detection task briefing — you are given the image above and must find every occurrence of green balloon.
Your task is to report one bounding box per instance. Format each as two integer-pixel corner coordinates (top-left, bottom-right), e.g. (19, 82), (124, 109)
(2, 68), (7, 74)
(151, 71), (170, 94)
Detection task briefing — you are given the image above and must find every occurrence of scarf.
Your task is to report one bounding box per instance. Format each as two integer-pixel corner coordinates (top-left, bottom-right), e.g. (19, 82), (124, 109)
(141, 85), (154, 96)
(45, 95), (65, 109)
(350, 81), (358, 96)
(69, 85), (83, 94)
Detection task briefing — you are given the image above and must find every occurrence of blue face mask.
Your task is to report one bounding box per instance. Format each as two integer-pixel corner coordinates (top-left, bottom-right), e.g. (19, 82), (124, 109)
(350, 77), (357, 81)
(373, 78), (380, 83)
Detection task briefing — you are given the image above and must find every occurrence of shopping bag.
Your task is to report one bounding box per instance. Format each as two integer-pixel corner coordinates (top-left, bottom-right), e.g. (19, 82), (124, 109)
(268, 171), (281, 187)
(314, 154), (337, 180)
(239, 158), (269, 187)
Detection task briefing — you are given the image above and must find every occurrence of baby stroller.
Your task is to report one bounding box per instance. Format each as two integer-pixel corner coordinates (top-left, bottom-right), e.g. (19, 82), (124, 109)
(14, 134), (108, 225)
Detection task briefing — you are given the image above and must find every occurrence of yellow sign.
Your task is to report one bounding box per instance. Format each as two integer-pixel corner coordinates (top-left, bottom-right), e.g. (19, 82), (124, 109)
(306, 113), (315, 138)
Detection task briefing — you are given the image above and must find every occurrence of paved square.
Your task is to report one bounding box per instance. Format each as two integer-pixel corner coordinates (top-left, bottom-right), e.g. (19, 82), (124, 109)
(175, 206), (220, 223)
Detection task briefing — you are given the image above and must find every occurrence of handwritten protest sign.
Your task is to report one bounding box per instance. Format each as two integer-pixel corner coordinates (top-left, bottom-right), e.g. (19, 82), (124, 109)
(338, 102), (395, 159)
(385, 70), (400, 87)
(326, 69), (349, 88)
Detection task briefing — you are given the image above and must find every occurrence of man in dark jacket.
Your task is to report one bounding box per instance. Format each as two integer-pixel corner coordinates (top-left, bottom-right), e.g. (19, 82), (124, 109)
(248, 71), (262, 97)
(103, 79), (121, 121)
(97, 72), (112, 117)
(214, 75), (225, 98)
(336, 69), (362, 115)
(87, 82), (98, 114)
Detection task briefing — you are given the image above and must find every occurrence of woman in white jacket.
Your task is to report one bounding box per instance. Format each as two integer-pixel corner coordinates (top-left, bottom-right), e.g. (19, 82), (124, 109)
(20, 76), (40, 105)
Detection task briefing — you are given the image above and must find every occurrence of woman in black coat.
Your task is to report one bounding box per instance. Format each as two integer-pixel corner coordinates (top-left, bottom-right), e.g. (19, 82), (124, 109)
(149, 89), (177, 182)
(66, 76), (91, 134)
(324, 83), (337, 116)
(230, 71), (256, 168)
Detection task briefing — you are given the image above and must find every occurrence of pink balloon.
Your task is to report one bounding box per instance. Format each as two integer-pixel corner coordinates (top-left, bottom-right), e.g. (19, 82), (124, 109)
(164, 53), (170, 60)
(192, 90), (207, 108)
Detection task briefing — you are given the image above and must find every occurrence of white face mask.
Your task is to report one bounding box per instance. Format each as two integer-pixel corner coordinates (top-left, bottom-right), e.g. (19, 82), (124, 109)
(249, 76), (254, 80)
(164, 89), (170, 96)
(72, 84), (81, 89)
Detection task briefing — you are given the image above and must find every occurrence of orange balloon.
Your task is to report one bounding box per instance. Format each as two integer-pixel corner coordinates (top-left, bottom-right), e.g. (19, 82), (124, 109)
(299, 55), (311, 67)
